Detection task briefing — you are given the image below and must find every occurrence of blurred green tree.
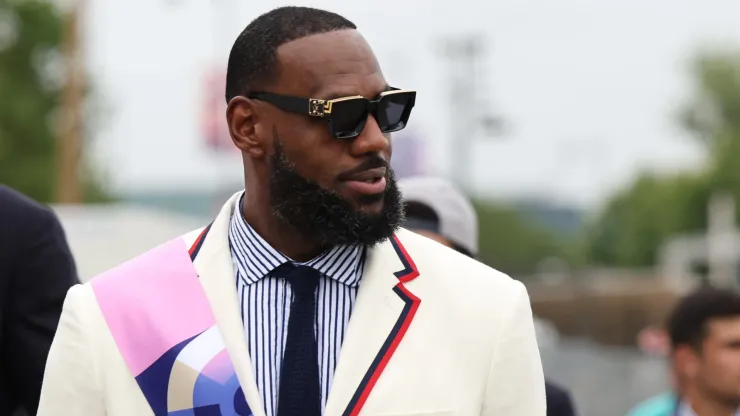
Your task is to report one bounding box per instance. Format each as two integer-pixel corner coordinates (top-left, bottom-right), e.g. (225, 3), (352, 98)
(584, 172), (711, 266)
(680, 50), (740, 149)
(0, 0), (107, 202)
(585, 48), (740, 267)
(474, 199), (576, 277)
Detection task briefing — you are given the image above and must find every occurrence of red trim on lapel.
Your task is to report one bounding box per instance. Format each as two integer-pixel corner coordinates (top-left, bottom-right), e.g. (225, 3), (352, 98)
(392, 235), (419, 283)
(188, 223), (212, 261)
(342, 233), (421, 416)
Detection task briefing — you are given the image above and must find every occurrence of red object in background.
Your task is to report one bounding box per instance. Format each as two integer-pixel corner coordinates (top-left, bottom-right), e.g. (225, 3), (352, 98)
(637, 326), (670, 356)
(200, 67), (236, 153)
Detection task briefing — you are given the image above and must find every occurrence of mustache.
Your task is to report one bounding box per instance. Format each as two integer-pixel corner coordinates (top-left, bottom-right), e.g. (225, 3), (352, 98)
(337, 156), (389, 181)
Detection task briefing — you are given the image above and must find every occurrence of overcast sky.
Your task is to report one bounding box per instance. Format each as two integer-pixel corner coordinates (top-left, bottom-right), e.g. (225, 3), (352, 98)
(82, 0), (740, 209)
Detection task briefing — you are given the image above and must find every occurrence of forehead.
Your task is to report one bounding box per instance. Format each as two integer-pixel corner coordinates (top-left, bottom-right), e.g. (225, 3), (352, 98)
(273, 29), (387, 99)
(705, 317), (740, 343)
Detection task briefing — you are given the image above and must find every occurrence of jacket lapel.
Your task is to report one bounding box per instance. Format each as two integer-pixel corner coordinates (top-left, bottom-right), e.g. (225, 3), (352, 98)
(191, 192), (267, 416)
(189, 197), (422, 416)
(324, 234), (422, 416)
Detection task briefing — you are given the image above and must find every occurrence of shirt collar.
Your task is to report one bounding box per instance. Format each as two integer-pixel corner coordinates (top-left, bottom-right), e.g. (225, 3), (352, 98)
(229, 192), (365, 287)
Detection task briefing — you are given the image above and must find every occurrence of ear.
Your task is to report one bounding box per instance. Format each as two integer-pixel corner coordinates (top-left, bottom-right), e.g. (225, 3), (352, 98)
(674, 345), (701, 378)
(226, 96), (266, 159)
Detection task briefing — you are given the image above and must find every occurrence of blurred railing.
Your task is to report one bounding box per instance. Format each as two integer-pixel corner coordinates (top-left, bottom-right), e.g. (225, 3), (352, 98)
(524, 268), (690, 346)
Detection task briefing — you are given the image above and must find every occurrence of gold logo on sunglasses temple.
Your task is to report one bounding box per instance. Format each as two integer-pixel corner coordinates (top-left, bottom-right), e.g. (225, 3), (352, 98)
(308, 96), (361, 117)
(308, 99), (328, 117)
(306, 90), (414, 118)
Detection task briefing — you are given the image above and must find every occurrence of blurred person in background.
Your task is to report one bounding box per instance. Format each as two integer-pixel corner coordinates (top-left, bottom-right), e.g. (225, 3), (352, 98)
(399, 175), (577, 416)
(0, 186), (79, 416)
(627, 328), (681, 416)
(38, 6), (545, 415)
(626, 358), (683, 416)
(658, 287), (740, 416)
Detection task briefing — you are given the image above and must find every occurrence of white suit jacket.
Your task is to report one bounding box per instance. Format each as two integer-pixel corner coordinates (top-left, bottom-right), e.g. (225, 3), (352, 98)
(38, 193), (545, 416)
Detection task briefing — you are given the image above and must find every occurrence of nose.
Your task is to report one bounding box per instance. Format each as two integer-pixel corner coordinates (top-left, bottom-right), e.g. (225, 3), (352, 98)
(349, 115), (390, 158)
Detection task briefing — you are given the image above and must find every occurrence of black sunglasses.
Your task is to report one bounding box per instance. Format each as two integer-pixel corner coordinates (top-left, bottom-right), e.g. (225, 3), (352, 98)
(247, 89), (416, 140)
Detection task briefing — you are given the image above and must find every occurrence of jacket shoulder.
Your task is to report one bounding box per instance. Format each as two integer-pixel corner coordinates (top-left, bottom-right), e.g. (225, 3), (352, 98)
(86, 226), (207, 286)
(395, 227), (519, 291)
(626, 393), (677, 416)
(393, 228), (530, 326)
(0, 185), (57, 223)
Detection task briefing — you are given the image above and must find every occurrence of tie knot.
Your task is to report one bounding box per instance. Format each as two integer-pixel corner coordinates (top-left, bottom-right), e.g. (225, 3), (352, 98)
(278, 264), (320, 298)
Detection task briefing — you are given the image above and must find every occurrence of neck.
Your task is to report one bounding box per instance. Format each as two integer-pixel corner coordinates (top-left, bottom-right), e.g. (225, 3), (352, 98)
(241, 189), (327, 262)
(686, 387), (738, 416)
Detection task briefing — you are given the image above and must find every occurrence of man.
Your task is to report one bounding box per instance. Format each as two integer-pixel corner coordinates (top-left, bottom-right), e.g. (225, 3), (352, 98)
(627, 328), (681, 416)
(38, 6), (545, 416)
(663, 288), (740, 416)
(399, 175), (577, 416)
(0, 186), (79, 415)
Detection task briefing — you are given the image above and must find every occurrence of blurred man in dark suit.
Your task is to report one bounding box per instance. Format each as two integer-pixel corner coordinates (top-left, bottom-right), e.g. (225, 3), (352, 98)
(545, 382), (577, 416)
(0, 186), (79, 415)
(400, 175), (578, 416)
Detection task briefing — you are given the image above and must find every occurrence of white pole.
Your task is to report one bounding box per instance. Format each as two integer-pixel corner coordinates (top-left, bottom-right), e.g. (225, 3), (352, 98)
(707, 191), (738, 288)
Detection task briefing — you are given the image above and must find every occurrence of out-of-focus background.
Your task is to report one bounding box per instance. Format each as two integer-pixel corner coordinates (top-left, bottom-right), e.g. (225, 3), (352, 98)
(4, 0), (740, 413)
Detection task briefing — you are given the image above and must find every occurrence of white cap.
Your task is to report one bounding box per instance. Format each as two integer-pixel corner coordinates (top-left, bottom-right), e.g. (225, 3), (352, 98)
(399, 176), (478, 256)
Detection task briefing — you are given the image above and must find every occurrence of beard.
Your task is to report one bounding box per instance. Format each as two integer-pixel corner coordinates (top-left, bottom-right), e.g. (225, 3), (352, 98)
(267, 137), (404, 248)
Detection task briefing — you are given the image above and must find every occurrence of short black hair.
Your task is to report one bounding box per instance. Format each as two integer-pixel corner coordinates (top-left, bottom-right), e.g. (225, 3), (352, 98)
(667, 287), (740, 351)
(225, 6), (356, 102)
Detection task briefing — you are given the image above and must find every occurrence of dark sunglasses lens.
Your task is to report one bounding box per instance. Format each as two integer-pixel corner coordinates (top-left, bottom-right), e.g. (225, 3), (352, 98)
(378, 92), (414, 132)
(330, 99), (368, 139)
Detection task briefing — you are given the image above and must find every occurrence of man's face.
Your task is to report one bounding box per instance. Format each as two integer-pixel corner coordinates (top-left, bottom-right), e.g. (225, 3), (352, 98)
(690, 317), (740, 405)
(268, 137), (403, 247)
(247, 29), (405, 246)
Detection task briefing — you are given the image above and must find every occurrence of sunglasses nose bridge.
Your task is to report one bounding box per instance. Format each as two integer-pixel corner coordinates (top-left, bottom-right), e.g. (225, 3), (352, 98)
(366, 100), (382, 123)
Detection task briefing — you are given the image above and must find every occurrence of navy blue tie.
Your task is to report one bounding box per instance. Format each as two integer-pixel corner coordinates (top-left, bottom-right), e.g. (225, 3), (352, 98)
(277, 264), (322, 416)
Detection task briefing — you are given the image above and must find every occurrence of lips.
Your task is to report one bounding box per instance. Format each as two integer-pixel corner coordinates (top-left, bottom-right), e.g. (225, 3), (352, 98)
(341, 167), (388, 196)
(344, 167), (387, 183)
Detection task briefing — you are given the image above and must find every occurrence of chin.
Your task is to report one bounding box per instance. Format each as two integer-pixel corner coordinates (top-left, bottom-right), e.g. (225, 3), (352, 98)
(356, 202), (384, 217)
(353, 194), (385, 214)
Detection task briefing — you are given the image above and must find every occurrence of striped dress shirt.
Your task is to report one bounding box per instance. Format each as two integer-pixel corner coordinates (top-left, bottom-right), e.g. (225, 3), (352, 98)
(228, 193), (366, 416)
